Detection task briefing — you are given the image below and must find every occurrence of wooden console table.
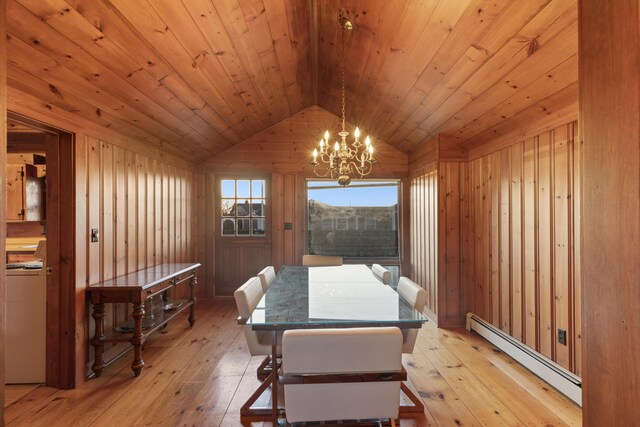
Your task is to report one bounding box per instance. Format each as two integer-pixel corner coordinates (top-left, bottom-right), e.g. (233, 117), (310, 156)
(87, 263), (200, 377)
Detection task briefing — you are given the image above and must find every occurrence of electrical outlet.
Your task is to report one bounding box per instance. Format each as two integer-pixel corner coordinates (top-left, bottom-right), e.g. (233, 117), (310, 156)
(558, 328), (567, 346)
(91, 228), (100, 243)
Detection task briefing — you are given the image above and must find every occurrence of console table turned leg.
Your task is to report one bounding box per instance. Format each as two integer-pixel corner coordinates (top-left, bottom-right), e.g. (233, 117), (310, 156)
(188, 274), (198, 327)
(90, 302), (106, 377)
(131, 302), (145, 376)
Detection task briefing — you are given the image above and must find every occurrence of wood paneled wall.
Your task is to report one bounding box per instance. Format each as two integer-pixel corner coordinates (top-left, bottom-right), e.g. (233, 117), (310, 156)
(75, 135), (199, 372)
(409, 163), (438, 321)
(1, 0), (7, 418)
(580, 0), (640, 424)
(466, 122), (581, 374)
(408, 135), (468, 327)
(201, 106), (409, 295)
(7, 87), (203, 385)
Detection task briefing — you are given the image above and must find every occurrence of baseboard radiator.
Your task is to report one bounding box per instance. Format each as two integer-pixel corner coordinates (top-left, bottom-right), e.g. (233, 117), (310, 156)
(466, 313), (582, 406)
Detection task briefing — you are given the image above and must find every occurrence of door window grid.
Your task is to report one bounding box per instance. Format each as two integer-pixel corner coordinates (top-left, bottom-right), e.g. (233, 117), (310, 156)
(221, 179), (266, 237)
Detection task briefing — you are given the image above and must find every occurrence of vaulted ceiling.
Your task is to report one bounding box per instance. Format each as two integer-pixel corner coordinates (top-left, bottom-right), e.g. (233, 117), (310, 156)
(5, 0), (578, 162)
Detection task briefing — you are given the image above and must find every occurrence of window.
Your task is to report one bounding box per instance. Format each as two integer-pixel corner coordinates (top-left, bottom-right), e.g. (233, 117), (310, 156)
(221, 179), (266, 236)
(307, 180), (400, 258)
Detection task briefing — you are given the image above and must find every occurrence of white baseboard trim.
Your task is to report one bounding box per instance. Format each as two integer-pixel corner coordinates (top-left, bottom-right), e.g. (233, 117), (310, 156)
(466, 312), (582, 406)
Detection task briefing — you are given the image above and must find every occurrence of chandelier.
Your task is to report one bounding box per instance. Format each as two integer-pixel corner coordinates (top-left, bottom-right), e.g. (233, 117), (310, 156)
(311, 13), (375, 186)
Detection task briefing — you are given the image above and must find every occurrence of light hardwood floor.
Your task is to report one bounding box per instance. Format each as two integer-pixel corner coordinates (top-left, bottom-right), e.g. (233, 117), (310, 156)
(4, 298), (581, 426)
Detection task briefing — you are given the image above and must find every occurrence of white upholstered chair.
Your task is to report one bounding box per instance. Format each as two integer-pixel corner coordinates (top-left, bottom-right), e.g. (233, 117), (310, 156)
(257, 265), (276, 292)
(396, 276), (427, 353)
(301, 254), (343, 266)
(371, 263), (391, 285)
(234, 276), (280, 376)
(280, 327), (403, 426)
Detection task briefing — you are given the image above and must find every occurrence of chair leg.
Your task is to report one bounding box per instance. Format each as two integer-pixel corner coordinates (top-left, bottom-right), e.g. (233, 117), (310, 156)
(390, 419), (397, 427)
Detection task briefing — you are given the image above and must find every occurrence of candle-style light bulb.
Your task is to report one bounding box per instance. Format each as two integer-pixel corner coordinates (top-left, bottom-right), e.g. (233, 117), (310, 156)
(354, 127), (360, 138)
(365, 136), (371, 146)
(313, 148), (318, 160)
(368, 145), (374, 159)
(324, 130), (330, 141)
(334, 142), (340, 151)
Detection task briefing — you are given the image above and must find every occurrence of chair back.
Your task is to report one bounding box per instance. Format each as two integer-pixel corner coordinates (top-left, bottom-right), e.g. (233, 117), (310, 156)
(234, 277), (272, 356)
(257, 266), (276, 292)
(282, 327), (402, 424)
(396, 276), (427, 353)
(372, 263), (391, 285)
(302, 254), (343, 266)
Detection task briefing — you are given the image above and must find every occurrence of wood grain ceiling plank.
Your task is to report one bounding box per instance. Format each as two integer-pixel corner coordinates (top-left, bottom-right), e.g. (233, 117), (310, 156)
(179, 0), (276, 129)
(363, 0), (470, 140)
(432, 19), (577, 139)
(451, 54), (577, 143)
(333, 0), (384, 127)
(305, 0), (318, 106)
(379, 0), (511, 144)
(208, 0), (288, 128)
(108, 0), (256, 137)
(357, 0), (439, 129)
(391, 0), (555, 147)
(417, 0), (577, 142)
(237, 0), (292, 121)
(65, 0), (242, 145)
(6, 33), (204, 152)
(143, 0), (266, 134)
(150, 0), (271, 130)
(352, 1), (408, 124)
(462, 82), (578, 153)
(263, 0), (309, 113)
(7, 0), (225, 155)
(7, 74), (200, 162)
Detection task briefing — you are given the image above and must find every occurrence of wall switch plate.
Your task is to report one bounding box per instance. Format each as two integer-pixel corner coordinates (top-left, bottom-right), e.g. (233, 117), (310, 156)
(284, 222), (293, 230)
(558, 328), (567, 346)
(91, 228), (99, 243)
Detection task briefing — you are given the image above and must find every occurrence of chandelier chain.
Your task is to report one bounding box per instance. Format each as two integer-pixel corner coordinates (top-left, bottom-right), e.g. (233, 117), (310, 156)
(341, 25), (346, 131)
(310, 10), (376, 187)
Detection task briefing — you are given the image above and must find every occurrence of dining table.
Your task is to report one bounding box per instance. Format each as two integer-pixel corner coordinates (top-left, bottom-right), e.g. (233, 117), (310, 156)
(239, 264), (429, 423)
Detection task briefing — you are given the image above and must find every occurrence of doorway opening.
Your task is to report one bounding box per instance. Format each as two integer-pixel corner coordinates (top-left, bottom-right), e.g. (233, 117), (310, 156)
(5, 113), (75, 389)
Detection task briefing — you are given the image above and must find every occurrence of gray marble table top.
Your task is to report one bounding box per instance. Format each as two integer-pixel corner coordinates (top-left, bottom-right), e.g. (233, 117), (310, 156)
(245, 265), (428, 331)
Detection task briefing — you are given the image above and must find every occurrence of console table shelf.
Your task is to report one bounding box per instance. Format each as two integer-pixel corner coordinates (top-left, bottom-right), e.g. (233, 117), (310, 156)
(87, 263), (200, 377)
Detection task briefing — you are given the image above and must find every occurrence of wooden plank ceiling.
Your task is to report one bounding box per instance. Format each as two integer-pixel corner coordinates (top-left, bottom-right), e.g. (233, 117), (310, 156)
(5, 0), (578, 162)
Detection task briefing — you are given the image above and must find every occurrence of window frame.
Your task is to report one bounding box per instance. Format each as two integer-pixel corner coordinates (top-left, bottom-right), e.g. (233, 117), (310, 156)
(217, 175), (270, 239)
(305, 179), (402, 265)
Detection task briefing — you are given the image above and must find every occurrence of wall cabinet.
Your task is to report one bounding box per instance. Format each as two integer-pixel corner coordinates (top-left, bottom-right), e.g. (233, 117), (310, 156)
(6, 163), (45, 221)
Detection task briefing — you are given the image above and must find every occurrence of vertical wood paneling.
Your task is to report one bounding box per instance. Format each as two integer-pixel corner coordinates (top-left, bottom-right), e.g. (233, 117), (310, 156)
(553, 125), (570, 369)
(146, 158), (155, 267)
(87, 137), (101, 286)
(466, 121), (580, 374)
(499, 149), (510, 333)
(79, 137), (198, 365)
(522, 137), (537, 349)
(572, 123), (582, 377)
(271, 173), (283, 270)
(114, 146), (126, 278)
(282, 174), (295, 265)
(580, 1), (639, 421)
(136, 154), (146, 270)
(102, 142), (114, 282)
(537, 131), (553, 359)
(490, 152), (501, 328)
(126, 150), (137, 274)
(510, 143), (523, 341)
(410, 163), (439, 319)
